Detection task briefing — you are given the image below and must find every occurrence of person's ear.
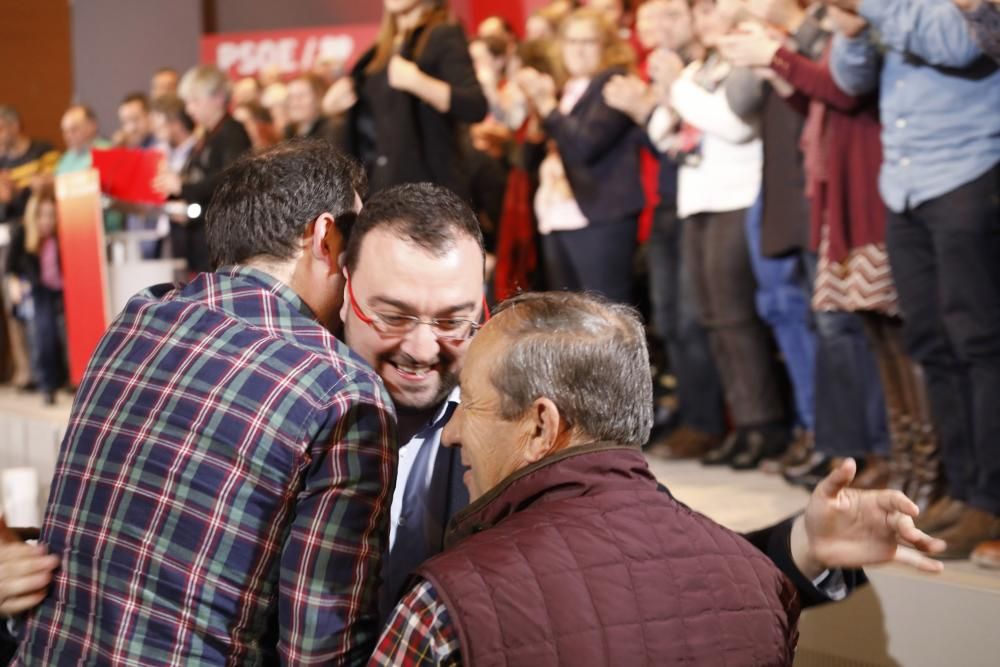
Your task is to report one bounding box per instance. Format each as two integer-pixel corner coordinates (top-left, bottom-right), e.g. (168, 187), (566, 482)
(309, 212), (341, 273)
(521, 397), (568, 464)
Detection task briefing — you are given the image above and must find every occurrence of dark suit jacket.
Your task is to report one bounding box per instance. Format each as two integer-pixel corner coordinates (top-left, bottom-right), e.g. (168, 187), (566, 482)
(349, 23), (488, 199)
(176, 115), (251, 272)
(179, 115), (252, 212)
(542, 68), (645, 223)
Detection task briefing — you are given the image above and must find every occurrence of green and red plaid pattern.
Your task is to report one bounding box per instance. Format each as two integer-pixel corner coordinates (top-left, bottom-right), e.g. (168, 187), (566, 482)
(15, 266), (397, 666)
(370, 579), (460, 666)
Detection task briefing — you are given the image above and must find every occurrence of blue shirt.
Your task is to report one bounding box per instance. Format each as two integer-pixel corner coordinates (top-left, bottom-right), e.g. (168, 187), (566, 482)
(830, 0), (1000, 213)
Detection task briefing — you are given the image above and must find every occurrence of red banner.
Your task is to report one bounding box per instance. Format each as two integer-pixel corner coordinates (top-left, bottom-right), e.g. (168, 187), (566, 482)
(55, 169), (110, 386)
(201, 24), (380, 79)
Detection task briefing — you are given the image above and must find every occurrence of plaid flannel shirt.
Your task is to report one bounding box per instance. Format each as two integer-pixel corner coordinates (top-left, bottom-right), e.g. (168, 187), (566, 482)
(369, 579), (459, 666)
(15, 267), (397, 666)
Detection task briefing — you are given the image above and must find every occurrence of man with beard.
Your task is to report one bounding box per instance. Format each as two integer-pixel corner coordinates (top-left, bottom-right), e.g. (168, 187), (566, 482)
(337, 182), (489, 617)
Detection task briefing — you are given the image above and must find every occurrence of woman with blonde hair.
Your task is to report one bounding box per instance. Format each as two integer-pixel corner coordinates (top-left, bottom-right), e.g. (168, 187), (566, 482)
(20, 184), (66, 405)
(324, 0), (488, 199)
(518, 7), (644, 303)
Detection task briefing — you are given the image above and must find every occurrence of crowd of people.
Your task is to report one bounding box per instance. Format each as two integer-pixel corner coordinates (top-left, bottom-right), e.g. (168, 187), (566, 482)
(0, 0), (996, 661)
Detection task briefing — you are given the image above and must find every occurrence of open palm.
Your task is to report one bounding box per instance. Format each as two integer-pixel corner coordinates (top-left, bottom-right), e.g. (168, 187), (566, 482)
(804, 459), (946, 573)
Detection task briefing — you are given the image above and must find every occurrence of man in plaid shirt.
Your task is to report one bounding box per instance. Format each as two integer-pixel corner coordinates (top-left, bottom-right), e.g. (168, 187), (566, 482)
(13, 141), (397, 665)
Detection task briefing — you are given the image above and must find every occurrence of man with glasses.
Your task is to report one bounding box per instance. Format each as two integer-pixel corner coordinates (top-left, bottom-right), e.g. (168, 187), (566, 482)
(337, 182), (491, 617)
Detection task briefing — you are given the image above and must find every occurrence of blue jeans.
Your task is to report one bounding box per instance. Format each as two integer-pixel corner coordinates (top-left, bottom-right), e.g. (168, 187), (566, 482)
(813, 310), (889, 458)
(746, 191), (889, 457)
(647, 206), (726, 435)
(29, 285), (66, 393)
(744, 193), (816, 430)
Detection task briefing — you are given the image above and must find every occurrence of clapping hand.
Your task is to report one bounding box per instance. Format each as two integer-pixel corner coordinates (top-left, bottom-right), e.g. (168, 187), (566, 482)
(322, 77), (358, 116)
(716, 22), (782, 69)
(647, 48), (685, 89)
(152, 170), (182, 198)
(514, 68), (558, 118)
(388, 55), (423, 94)
(602, 74), (656, 125)
(827, 6), (869, 37)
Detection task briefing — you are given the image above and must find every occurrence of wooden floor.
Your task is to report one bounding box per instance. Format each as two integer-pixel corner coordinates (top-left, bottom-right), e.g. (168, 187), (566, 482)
(0, 386), (997, 665)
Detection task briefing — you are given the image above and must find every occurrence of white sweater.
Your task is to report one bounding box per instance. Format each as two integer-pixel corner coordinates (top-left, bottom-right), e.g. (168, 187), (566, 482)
(651, 64), (762, 219)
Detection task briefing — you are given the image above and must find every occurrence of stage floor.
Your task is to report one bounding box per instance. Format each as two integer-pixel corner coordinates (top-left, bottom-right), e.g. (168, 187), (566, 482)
(0, 386), (997, 665)
(649, 457), (1000, 667)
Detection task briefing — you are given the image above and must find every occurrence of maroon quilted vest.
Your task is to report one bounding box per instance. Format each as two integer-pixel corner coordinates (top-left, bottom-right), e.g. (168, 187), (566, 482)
(416, 443), (800, 666)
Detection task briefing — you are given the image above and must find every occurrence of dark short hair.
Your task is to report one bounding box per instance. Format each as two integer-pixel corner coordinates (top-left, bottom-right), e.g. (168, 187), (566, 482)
(150, 94), (194, 132)
(120, 92), (150, 111)
(489, 291), (654, 447)
(206, 139), (365, 268)
(344, 183), (485, 274)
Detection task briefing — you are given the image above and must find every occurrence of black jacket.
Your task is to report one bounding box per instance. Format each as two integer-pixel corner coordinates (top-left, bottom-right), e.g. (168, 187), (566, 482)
(179, 115), (251, 219)
(542, 68), (646, 223)
(348, 23), (487, 199)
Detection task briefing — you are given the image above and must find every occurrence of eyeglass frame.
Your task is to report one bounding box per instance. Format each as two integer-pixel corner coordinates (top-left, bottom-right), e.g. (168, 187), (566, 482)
(345, 273), (491, 341)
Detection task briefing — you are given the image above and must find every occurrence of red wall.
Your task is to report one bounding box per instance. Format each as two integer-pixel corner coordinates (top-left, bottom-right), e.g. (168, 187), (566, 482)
(453, 0), (550, 36)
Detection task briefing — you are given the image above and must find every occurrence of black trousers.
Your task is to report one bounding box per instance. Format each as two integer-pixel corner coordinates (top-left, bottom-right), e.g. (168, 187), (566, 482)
(542, 217), (637, 304)
(886, 163), (1000, 514)
(647, 205), (726, 435)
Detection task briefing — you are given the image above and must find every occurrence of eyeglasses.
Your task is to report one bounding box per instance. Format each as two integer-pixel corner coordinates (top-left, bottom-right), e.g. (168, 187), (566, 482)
(346, 275), (490, 341)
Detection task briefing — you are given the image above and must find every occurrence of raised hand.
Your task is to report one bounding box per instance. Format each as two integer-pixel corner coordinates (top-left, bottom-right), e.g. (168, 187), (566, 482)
(827, 6), (869, 37)
(791, 458), (946, 579)
(647, 48), (685, 89)
(322, 77), (358, 116)
(602, 74), (656, 125)
(716, 22), (782, 69)
(387, 55), (423, 94)
(514, 68), (558, 117)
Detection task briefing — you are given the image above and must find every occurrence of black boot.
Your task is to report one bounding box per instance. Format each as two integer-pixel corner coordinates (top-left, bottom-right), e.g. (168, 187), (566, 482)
(702, 431), (746, 466)
(731, 423), (791, 470)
